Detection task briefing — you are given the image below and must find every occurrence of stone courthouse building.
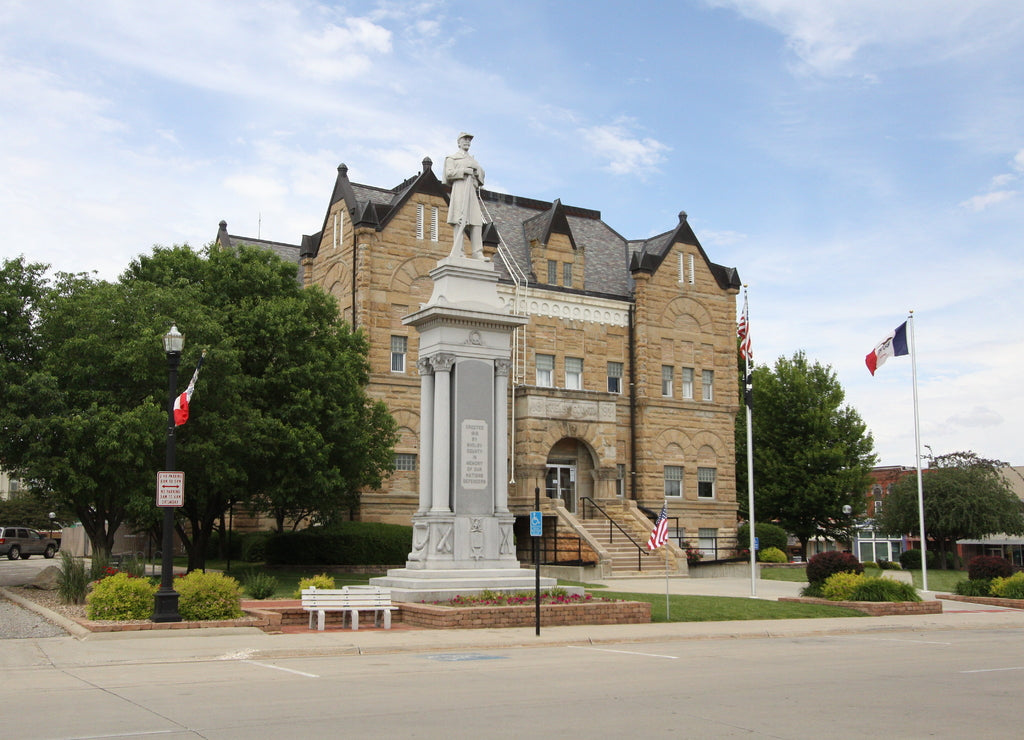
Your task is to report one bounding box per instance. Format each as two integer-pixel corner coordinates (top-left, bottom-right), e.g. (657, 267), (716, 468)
(217, 151), (743, 574)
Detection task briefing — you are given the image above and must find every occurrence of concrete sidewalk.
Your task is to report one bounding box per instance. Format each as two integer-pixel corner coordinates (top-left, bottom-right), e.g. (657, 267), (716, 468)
(4, 576), (1024, 671)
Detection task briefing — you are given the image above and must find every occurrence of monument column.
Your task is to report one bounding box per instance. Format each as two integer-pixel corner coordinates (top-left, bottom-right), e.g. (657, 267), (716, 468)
(494, 359), (511, 513)
(430, 353), (455, 513)
(417, 357), (434, 514)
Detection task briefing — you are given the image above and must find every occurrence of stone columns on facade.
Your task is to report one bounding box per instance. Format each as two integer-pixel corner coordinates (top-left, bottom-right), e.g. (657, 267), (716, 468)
(416, 357), (434, 514)
(429, 352), (455, 513)
(494, 359), (511, 513)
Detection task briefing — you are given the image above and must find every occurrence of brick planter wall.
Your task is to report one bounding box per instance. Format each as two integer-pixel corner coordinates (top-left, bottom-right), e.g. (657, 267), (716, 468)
(778, 597), (942, 616)
(938, 594), (1024, 610)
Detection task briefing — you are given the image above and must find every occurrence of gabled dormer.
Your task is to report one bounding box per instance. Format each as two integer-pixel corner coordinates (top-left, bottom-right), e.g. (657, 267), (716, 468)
(629, 211), (740, 292)
(524, 199), (583, 289)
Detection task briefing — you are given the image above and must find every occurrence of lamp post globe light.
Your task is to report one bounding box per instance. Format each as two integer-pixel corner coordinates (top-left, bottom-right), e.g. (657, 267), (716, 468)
(153, 324), (183, 623)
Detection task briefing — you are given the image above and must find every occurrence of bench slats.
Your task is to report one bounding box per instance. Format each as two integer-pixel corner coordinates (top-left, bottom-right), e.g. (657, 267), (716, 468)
(301, 586), (395, 631)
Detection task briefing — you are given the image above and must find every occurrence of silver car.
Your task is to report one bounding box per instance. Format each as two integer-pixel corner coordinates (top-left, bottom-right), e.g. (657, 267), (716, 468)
(0, 526), (59, 560)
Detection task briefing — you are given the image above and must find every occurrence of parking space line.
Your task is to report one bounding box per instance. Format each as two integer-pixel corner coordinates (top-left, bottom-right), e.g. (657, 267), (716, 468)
(567, 645), (679, 660)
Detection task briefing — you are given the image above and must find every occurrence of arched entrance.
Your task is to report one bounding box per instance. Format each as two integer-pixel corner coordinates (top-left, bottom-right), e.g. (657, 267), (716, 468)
(544, 438), (596, 514)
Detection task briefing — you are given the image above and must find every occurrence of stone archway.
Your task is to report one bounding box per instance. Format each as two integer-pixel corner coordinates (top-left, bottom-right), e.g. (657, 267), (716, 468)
(544, 437), (597, 514)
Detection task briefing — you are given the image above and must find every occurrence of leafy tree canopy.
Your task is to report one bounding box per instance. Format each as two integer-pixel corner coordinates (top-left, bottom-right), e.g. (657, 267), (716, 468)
(742, 351), (876, 557)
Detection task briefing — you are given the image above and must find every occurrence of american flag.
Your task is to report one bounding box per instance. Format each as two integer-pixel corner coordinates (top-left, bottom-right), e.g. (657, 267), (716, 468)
(738, 293), (752, 361)
(647, 504), (669, 551)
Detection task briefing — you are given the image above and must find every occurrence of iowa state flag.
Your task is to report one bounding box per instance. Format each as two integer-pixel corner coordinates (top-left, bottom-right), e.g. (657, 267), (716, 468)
(865, 322), (908, 375)
(173, 352), (205, 426)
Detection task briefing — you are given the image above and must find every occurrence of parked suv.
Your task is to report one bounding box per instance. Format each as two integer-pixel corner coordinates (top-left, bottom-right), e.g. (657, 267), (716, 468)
(0, 526), (59, 560)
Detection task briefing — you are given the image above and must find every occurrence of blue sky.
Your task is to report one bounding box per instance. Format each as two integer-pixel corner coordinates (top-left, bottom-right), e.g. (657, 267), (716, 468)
(2, 0), (1023, 468)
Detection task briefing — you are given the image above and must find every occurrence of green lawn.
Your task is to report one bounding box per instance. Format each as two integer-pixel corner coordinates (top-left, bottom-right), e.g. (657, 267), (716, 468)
(760, 566), (965, 593)
(596, 590), (864, 622)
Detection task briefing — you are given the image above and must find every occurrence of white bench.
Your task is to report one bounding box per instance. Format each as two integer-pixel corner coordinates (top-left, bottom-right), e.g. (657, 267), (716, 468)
(301, 586), (396, 631)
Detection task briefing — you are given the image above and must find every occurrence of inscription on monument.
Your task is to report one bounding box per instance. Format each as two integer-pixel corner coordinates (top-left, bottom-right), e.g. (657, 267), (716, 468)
(461, 419), (488, 490)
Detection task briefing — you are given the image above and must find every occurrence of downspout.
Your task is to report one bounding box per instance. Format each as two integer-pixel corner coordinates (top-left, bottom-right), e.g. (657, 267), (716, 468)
(351, 216), (358, 331)
(628, 304), (638, 501)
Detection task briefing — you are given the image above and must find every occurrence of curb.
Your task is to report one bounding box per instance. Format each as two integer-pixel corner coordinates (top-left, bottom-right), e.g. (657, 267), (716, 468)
(0, 586), (91, 639)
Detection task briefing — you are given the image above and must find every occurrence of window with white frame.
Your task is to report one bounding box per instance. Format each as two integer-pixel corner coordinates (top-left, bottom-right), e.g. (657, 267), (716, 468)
(547, 260), (558, 284)
(661, 365), (674, 397)
(664, 465), (683, 497)
(391, 335), (407, 373)
(607, 361), (623, 394)
(334, 211), (343, 249)
(394, 453), (417, 471)
(563, 262), (573, 288)
(687, 254), (695, 285)
(678, 253), (685, 283)
(416, 204), (425, 240)
(681, 367), (694, 399)
(430, 206), (439, 242)
(698, 527), (718, 558)
(616, 464), (626, 497)
(697, 467), (716, 499)
(565, 357), (583, 390)
(702, 369), (714, 401)
(536, 353), (554, 387)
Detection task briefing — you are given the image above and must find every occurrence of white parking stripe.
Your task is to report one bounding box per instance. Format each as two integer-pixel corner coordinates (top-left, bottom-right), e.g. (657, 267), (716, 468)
(567, 645), (678, 660)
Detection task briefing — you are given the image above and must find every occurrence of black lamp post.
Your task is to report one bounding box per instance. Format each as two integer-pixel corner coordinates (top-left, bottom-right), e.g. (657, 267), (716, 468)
(153, 324), (183, 623)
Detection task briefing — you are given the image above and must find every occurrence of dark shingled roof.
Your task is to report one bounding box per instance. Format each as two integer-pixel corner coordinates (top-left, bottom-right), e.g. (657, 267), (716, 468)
(214, 220), (303, 283)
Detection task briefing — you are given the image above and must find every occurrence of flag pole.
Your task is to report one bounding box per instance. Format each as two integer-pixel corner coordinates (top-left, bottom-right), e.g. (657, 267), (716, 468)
(908, 311), (928, 592)
(664, 503), (670, 621)
(741, 286), (757, 597)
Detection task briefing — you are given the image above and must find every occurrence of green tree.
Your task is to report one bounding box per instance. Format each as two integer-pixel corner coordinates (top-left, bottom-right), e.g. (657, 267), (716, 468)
(745, 351), (876, 558)
(877, 451), (1024, 569)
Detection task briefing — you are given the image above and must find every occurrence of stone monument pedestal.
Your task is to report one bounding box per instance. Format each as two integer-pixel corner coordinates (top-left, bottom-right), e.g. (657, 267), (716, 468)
(371, 255), (559, 602)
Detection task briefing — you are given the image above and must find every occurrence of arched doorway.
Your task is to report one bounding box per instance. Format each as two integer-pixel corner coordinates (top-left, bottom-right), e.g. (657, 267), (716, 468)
(544, 438), (596, 514)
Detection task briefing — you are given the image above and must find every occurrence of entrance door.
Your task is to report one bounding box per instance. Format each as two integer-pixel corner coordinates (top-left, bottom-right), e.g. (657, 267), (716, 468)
(546, 463), (577, 513)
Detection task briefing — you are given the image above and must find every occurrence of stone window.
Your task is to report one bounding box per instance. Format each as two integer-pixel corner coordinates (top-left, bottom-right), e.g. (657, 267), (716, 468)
(391, 335), (407, 373)
(616, 464), (626, 497)
(565, 357), (583, 390)
(687, 254), (695, 285)
(416, 204), (425, 240)
(664, 465), (683, 497)
(563, 262), (573, 288)
(547, 260), (558, 285)
(698, 467), (716, 499)
(702, 369), (714, 401)
(536, 353), (554, 387)
(661, 365), (674, 397)
(395, 453), (417, 471)
(430, 206), (439, 242)
(699, 527), (718, 559)
(681, 367), (694, 399)
(607, 361), (623, 394)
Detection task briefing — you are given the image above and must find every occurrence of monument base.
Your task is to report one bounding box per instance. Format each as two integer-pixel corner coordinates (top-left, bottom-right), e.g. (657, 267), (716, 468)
(369, 567), (564, 604)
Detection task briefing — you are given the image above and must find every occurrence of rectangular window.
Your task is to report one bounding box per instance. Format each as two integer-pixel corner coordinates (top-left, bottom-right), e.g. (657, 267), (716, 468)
(430, 206), (439, 242)
(702, 369), (714, 401)
(563, 262), (573, 288)
(391, 335), (407, 373)
(536, 354), (554, 387)
(607, 361), (623, 394)
(698, 528), (718, 559)
(565, 357), (583, 390)
(681, 367), (694, 399)
(547, 260), (558, 285)
(661, 365), (674, 397)
(416, 203), (425, 240)
(687, 254), (695, 285)
(664, 465), (683, 498)
(394, 453), (417, 471)
(698, 468), (716, 499)
(616, 464), (626, 497)
(334, 211), (343, 249)
(678, 253), (685, 283)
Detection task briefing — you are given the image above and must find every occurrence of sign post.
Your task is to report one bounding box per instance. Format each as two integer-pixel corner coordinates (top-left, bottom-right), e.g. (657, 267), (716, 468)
(532, 486), (542, 636)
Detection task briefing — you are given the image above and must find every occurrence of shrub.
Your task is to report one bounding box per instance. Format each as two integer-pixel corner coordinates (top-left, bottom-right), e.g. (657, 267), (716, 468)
(800, 582), (825, 598)
(849, 578), (921, 603)
(877, 560), (902, 570)
(736, 522), (789, 553)
(176, 571), (243, 621)
(806, 551), (863, 585)
(823, 571), (866, 601)
(57, 551), (89, 605)
(899, 548), (938, 570)
(265, 522), (413, 566)
(240, 531), (274, 562)
(293, 573), (336, 598)
(954, 578), (993, 597)
(757, 547), (788, 563)
(86, 572), (157, 620)
(860, 561), (878, 570)
(990, 573), (1024, 600)
(242, 570), (279, 600)
(967, 555), (1014, 581)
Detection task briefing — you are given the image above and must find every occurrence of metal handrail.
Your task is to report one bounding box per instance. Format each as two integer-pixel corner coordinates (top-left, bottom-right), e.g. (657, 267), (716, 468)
(579, 497), (651, 571)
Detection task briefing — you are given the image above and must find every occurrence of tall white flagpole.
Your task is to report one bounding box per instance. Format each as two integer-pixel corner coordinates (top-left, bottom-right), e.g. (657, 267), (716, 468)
(908, 311), (928, 592)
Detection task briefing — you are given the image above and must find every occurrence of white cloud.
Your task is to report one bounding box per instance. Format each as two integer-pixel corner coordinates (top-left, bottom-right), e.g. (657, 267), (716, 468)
(960, 190), (1018, 212)
(578, 120), (670, 176)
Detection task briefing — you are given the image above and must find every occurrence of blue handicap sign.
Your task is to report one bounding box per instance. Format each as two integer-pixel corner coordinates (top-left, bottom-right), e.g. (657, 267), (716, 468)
(529, 511), (543, 537)
(754, 536), (760, 550)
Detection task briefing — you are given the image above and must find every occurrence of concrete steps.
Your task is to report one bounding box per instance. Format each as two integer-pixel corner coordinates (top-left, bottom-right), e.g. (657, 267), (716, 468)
(575, 513), (670, 576)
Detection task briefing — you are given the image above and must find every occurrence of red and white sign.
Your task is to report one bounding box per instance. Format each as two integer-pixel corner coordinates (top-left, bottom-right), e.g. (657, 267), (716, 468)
(156, 471), (184, 507)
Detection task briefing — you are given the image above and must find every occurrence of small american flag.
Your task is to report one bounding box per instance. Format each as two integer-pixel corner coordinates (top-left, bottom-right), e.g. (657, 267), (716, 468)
(647, 504), (669, 551)
(738, 294), (752, 361)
